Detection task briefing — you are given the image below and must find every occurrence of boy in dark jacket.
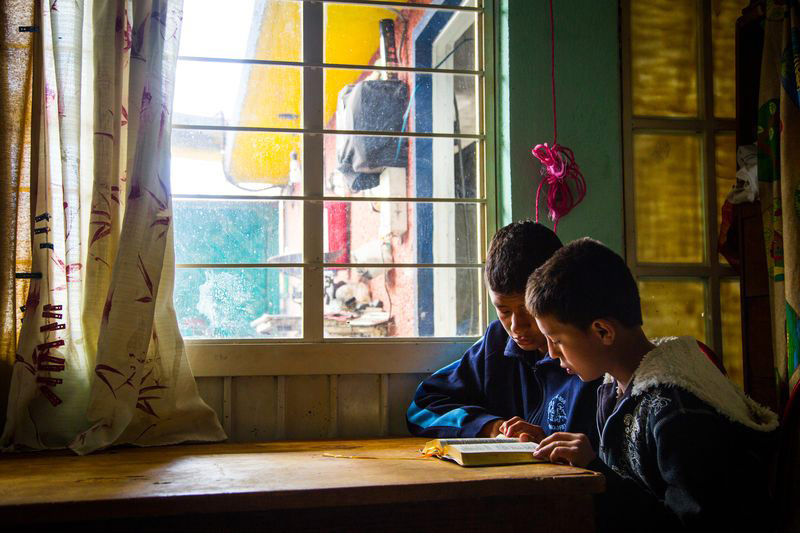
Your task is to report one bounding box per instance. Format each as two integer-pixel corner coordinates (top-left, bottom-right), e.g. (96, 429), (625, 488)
(525, 238), (778, 531)
(406, 221), (601, 443)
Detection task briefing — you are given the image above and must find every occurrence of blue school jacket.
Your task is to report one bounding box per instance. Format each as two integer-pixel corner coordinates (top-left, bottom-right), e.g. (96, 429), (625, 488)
(406, 320), (601, 445)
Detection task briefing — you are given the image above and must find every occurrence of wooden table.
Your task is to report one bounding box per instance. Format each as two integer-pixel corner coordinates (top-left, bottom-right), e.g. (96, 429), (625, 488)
(0, 438), (604, 531)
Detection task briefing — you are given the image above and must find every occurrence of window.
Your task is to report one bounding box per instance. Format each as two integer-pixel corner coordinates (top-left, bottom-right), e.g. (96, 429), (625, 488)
(621, 0), (747, 385)
(171, 0), (492, 374)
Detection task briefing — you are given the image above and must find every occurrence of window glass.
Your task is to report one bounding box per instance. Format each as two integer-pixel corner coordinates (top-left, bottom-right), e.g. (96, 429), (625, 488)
(323, 70), (479, 135)
(712, 0), (749, 118)
(177, 267), (302, 339)
(322, 135), (479, 198)
(172, 1), (486, 341)
(715, 132), (737, 264)
(171, 131), (303, 195)
(323, 267), (482, 338)
(173, 200), (302, 265)
(322, 201), (480, 265)
(179, 0), (301, 61)
(639, 279), (707, 342)
(631, 0), (698, 117)
(720, 278), (743, 386)
(324, 4), (478, 70)
(625, 1), (744, 381)
(174, 63), (302, 130)
(634, 133), (704, 264)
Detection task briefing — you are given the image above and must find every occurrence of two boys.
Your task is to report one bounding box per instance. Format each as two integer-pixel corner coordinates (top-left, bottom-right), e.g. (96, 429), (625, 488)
(406, 221), (601, 443)
(408, 222), (777, 529)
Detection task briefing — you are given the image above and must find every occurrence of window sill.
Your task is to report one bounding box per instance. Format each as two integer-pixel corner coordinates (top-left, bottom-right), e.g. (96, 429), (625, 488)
(186, 339), (476, 376)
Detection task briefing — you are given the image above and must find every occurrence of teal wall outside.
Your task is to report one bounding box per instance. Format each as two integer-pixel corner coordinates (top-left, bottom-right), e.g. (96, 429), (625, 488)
(173, 201), (281, 338)
(496, 0), (624, 255)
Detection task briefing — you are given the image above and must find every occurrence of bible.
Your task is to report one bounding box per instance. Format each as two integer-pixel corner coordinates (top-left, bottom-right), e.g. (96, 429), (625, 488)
(422, 437), (544, 467)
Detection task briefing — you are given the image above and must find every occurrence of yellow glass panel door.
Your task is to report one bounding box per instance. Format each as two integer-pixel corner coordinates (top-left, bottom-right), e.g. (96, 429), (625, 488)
(715, 132), (737, 264)
(639, 280), (707, 342)
(634, 133), (704, 263)
(631, 0), (698, 117)
(720, 279), (743, 386)
(712, 0), (749, 118)
(715, 133), (737, 227)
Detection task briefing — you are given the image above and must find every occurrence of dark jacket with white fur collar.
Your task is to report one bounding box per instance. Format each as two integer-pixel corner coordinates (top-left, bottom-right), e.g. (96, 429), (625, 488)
(590, 336), (778, 532)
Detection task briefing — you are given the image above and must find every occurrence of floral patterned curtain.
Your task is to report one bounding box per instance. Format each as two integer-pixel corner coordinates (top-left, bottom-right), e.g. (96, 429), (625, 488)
(757, 0), (800, 402)
(1, 0), (225, 454)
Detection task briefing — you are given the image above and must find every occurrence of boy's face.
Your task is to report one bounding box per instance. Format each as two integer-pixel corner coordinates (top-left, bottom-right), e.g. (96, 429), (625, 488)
(534, 314), (606, 382)
(489, 290), (548, 352)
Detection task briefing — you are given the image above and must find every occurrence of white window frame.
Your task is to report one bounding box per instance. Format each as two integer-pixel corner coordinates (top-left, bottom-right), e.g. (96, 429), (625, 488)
(431, 11), (478, 337)
(174, 0), (495, 377)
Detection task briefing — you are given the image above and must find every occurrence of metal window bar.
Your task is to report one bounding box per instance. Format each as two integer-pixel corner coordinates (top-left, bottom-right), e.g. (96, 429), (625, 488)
(314, 0), (483, 13)
(178, 55), (483, 76)
(172, 194), (488, 203)
(303, 0), (325, 342)
(172, 124), (484, 140)
(176, 263), (485, 269)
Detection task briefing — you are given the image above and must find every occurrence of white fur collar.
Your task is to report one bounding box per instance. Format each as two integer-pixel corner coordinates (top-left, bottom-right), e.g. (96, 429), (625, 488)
(629, 337), (778, 432)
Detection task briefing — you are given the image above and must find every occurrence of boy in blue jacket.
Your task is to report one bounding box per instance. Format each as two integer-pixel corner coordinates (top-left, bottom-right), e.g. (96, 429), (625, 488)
(406, 221), (601, 443)
(525, 238), (777, 531)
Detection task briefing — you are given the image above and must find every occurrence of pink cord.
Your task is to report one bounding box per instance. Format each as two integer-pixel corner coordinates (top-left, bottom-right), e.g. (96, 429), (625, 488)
(532, 0), (586, 232)
(532, 143), (586, 232)
(549, 0), (557, 144)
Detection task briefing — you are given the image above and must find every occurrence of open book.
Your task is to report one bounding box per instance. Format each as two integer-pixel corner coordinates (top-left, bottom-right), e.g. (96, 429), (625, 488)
(422, 437), (544, 467)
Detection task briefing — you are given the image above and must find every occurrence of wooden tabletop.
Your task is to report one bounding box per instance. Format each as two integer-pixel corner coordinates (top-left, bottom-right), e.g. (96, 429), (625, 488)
(0, 438), (604, 524)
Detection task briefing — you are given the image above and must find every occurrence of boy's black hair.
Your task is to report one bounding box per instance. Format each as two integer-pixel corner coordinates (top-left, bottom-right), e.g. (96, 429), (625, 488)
(485, 220), (563, 295)
(526, 237), (643, 329)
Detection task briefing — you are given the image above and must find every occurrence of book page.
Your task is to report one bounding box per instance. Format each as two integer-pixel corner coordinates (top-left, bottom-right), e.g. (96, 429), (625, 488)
(436, 438), (517, 446)
(454, 442), (539, 454)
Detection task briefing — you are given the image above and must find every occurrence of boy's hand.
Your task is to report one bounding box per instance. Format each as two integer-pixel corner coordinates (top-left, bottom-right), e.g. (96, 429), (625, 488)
(532, 432), (596, 467)
(498, 417), (546, 442)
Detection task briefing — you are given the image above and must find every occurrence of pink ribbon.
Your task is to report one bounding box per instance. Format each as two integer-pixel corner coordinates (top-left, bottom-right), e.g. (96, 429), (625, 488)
(531, 143), (586, 232)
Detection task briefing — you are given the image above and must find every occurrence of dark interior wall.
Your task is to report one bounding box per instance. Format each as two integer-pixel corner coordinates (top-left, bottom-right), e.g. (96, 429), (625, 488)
(497, 0), (624, 254)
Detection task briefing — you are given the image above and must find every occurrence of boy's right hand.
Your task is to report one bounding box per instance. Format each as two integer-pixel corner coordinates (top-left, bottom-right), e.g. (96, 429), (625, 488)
(498, 417), (546, 442)
(532, 432), (596, 467)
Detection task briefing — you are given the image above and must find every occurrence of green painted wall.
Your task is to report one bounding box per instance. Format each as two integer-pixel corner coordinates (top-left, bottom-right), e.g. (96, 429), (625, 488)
(496, 0), (624, 255)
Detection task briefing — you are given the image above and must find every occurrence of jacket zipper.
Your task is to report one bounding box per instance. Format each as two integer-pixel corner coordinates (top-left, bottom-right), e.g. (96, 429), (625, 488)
(528, 363), (545, 426)
(598, 391), (628, 457)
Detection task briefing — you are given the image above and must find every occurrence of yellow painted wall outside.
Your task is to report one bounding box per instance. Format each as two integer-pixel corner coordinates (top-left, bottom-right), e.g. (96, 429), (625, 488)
(228, 3), (397, 185)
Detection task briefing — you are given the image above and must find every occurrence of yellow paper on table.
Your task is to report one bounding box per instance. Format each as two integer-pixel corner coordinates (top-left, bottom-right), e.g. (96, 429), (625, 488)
(422, 437), (544, 467)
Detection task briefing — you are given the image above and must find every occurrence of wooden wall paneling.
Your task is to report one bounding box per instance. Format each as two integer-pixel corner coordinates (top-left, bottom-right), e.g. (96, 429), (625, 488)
(336, 374), (381, 438)
(380, 374), (389, 436)
(388, 373), (428, 436)
(222, 377), (232, 435)
(198, 372), (438, 441)
(284, 375), (331, 439)
(196, 377), (225, 431)
(276, 376), (286, 439)
(328, 374), (338, 438)
(230, 376), (278, 442)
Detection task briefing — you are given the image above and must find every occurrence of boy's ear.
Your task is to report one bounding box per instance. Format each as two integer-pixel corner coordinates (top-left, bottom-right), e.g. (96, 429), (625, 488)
(590, 319), (616, 345)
